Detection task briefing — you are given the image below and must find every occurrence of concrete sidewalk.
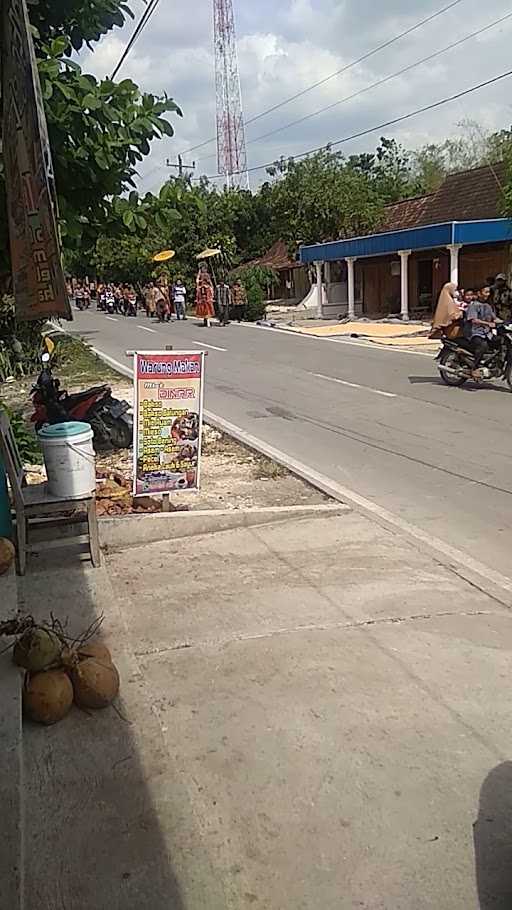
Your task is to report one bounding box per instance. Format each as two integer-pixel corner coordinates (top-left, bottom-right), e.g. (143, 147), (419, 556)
(18, 510), (512, 909)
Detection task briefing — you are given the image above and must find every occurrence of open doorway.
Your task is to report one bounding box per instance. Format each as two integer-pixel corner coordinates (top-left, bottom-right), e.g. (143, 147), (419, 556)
(417, 259), (434, 312)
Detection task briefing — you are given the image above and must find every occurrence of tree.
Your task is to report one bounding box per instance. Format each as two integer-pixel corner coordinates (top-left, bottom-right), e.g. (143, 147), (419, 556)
(412, 122), (512, 195)
(0, 0), (181, 279)
(28, 0), (134, 52)
(264, 150), (384, 245)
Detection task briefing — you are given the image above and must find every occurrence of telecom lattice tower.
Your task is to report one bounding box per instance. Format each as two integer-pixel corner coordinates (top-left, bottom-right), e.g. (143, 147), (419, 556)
(213, 0), (249, 190)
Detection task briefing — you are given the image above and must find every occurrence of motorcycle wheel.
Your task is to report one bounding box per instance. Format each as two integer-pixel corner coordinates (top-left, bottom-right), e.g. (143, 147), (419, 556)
(505, 362), (512, 391)
(438, 350), (468, 387)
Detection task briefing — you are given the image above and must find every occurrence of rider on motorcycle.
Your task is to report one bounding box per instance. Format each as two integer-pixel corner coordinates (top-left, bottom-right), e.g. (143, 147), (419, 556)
(464, 285), (497, 376)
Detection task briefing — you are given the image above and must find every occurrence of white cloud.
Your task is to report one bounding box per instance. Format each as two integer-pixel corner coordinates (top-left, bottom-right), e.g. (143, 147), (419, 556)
(78, 0), (512, 191)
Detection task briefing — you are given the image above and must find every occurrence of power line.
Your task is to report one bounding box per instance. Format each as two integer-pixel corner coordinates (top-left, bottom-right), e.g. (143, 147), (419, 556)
(180, 0), (467, 157)
(111, 0), (160, 80)
(201, 67), (512, 180)
(196, 9), (512, 165)
(247, 11), (512, 147)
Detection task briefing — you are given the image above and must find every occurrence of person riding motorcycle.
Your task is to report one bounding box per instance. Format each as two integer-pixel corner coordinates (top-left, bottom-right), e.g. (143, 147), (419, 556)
(490, 273), (512, 322)
(430, 282), (463, 339)
(464, 285), (497, 377)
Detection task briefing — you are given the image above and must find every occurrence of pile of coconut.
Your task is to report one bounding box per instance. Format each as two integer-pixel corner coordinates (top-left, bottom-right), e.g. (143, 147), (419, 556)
(0, 614), (119, 725)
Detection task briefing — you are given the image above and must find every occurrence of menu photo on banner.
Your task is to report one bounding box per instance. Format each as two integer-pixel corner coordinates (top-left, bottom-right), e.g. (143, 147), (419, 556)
(133, 350), (205, 496)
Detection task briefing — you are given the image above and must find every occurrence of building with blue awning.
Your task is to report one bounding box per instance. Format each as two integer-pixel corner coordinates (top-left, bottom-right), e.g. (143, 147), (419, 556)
(299, 163), (512, 320)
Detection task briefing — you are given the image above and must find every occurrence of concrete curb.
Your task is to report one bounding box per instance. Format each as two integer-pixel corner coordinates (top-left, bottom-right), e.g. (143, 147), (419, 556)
(100, 503), (348, 550)
(51, 332), (512, 605)
(204, 410), (512, 609)
(0, 569), (23, 910)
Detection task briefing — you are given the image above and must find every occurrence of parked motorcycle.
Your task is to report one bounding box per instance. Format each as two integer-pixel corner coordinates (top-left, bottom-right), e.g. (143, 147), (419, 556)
(31, 349), (133, 451)
(436, 322), (512, 388)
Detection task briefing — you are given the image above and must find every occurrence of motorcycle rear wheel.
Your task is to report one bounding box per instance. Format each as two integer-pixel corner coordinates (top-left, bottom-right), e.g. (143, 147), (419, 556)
(438, 350), (468, 387)
(505, 362), (512, 391)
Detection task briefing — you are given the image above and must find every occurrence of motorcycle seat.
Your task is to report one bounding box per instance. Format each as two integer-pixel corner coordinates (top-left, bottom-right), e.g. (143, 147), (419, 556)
(64, 385), (109, 405)
(443, 336), (473, 351)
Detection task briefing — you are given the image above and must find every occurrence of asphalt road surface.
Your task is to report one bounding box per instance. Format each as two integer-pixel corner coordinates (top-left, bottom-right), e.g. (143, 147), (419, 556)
(67, 308), (512, 579)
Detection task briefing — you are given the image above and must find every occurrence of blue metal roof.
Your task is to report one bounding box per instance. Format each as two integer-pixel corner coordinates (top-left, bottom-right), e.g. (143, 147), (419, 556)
(299, 218), (512, 263)
(454, 219), (512, 245)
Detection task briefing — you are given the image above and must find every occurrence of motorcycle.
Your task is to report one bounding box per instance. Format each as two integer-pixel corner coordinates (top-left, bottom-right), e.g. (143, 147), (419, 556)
(124, 298), (137, 317)
(31, 348), (133, 451)
(436, 322), (512, 389)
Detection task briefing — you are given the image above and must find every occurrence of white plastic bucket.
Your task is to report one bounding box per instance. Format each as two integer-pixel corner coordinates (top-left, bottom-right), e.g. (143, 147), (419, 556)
(39, 421), (96, 499)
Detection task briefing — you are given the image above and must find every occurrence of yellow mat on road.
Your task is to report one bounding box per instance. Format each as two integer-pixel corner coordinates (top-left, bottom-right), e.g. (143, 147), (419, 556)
(288, 322), (428, 338)
(369, 335), (440, 348)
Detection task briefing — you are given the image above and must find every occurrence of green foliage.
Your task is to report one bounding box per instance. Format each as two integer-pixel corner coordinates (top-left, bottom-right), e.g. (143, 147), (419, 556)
(0, 297), (44, 381)
(0, 0), (180, 275)
(0, 405), (42, 465)
(37, 38), (180, 250)
(265, 149), (384, 244)
(235, 266), (276, 322)
(413, 121), (512, 194)
(27, 0), (134, 53)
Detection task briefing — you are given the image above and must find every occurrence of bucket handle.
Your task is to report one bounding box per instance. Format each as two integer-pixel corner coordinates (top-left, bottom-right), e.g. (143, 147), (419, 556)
(67, 440), (96, 464)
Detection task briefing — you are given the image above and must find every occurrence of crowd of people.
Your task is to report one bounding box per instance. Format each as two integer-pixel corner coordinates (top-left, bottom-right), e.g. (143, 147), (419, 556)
(68, 267), (249, 327)
(431, 273), (512, 374)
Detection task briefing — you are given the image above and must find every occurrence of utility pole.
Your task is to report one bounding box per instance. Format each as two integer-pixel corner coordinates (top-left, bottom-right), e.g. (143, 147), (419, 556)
(165, 155), (195, 177)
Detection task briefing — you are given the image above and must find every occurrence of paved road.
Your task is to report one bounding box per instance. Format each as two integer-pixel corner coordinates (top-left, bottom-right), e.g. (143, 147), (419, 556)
(68, 308), (512, 578)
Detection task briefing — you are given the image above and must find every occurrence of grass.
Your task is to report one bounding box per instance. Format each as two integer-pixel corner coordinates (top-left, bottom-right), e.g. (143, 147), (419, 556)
(252, 456), (288, 481)
(55, 335), (125, 388)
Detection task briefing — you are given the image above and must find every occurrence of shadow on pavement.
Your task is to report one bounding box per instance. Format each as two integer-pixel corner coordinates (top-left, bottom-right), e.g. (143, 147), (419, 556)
(474, 761), (512, 909)
(408, 376), (512, 394)
(19, 551), (185, 910)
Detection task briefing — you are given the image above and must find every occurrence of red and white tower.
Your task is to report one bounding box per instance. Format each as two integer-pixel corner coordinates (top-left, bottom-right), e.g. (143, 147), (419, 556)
(213, 0), (249, 190)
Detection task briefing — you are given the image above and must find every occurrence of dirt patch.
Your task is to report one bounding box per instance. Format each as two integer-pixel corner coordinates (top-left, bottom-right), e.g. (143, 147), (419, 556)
(95, 426), (326, 511)
(1, 337), (327, 512)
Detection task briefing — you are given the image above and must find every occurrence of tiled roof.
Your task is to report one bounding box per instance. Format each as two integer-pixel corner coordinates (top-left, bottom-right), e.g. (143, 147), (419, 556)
(419, 161), (506, 225)
(239, 240), (301, 272)
(381, 162), (507, 233)
(378, 193), (434, 232)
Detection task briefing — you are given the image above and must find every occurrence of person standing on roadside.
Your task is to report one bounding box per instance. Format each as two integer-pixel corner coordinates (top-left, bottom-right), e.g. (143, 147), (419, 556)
(216, 280), (231, 326)
(144, 281), (156, 318)
(172, 278), (187, 320)
(195, 263), (215, 327)
(231, 278), (247, 322)
(155, 282), (170, 323)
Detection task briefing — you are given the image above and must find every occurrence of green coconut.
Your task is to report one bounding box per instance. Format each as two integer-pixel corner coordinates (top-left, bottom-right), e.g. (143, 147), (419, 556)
(13, 628), (62, 672)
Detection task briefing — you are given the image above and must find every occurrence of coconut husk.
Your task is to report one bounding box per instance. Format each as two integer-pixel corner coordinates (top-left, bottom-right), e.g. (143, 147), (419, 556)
(23, 669), (74, 725)
(13, 628), (62, 672)
(71, 657), (120, 709)
(78, 640), (112, 663)
(0, 538), (15, 575)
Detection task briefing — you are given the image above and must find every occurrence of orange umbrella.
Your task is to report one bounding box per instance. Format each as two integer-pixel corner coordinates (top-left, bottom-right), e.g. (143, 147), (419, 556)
(152, 249), (175, 262)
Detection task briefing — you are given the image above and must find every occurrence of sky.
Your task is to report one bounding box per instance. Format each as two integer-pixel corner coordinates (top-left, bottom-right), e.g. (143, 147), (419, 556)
(79, 0), (512, 194)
